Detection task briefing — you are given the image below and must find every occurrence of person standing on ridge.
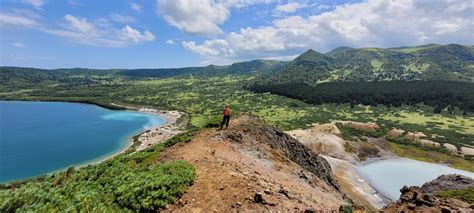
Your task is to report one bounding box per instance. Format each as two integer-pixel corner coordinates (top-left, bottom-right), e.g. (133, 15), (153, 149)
(220, 106), (231, 130)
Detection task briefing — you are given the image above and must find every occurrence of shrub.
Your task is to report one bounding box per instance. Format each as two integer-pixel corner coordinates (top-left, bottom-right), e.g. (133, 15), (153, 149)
(435, 187), (474, 204)
(0, 132), (197, 212)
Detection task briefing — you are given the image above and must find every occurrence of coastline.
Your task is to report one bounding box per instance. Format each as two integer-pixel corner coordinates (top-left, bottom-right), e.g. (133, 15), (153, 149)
(74, 104), (184, 168)
(0, 100), (184, 184)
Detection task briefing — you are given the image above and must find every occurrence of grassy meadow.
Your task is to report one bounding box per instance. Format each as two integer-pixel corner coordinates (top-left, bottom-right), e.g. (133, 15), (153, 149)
(1, 74), (473, 165)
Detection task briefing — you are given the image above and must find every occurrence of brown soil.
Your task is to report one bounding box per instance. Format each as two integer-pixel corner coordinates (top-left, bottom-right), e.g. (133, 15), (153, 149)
(160, 115), (352, 212)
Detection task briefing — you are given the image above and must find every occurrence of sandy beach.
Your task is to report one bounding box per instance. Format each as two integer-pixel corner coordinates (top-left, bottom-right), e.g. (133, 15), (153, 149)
(135, 108), (185, 151)
(75, 104), (185, 168)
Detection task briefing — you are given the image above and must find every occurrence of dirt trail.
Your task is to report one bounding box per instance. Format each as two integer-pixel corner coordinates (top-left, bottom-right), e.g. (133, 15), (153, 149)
(160, 116), (352, 212)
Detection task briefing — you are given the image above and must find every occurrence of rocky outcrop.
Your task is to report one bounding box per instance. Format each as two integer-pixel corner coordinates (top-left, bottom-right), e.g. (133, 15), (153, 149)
(461, 147), (474, 156)
(311, 123), (341, 134)
(287, 129), (356, 162)
(382, 175), (474, 212)
(420, 174), (474, 194)
(334, 120), (380, 131)
(404, 131), (427, 141)
(161, 115), (353, 211)
(387, 128), (405, 138)
(224, 117), (340, 191)
(382, 186), (472, 212)
(419, 139), (441, 147)
(443, 143), (458, 153)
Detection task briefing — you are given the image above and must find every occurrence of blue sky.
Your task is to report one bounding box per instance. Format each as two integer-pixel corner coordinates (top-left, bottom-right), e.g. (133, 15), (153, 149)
(0, 0), (472, 69)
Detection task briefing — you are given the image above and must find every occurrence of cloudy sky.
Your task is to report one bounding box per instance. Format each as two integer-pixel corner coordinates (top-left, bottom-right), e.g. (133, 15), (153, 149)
(1, 0), (473, 68)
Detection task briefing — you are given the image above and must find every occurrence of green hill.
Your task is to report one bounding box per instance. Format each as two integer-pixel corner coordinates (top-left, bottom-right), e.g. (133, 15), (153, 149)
(117, 59), (287, 78)
(259, 44), (474, 85)
(326, 46), (354, 56)
(2, 43), (472, 88)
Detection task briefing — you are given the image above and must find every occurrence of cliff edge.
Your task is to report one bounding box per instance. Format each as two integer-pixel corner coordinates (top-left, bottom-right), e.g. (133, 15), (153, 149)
(159, 115), (358, 211)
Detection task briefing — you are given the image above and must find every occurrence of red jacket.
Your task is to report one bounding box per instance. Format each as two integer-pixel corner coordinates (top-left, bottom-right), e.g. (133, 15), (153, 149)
(223, 108), (231, 116)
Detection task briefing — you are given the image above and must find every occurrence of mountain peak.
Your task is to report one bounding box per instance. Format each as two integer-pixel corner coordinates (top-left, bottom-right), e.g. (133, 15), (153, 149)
(294, 49), (333, 63)
(301, 49), (319, 56)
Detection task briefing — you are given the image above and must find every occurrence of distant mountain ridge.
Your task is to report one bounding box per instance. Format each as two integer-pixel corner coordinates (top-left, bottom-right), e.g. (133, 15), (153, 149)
(1, 44), (473, 83)
(117, 59), (288, 78)
(326, 46), (354, 56)
(260, 43), (473, 85)
(0, 60), (288, 89)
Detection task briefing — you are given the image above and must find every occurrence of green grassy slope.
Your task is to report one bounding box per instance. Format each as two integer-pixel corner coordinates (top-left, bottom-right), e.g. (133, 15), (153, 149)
(260, 44), (474, 84)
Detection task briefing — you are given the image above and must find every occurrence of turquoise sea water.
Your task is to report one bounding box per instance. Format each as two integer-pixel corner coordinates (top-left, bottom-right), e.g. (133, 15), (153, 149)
(356, 158), (474, 201)
(0, 101), (165, 183)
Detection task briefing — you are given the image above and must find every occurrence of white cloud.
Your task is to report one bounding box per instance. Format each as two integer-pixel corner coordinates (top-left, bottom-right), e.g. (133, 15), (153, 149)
(110, 13), (136, 23)
(218, 0), (275, 8)
(12, 42), (25, 48)
(183, 0), (474, 64)
(0, 12), (156, 48)
(63, 14), (97, 34)
(130, 3), (142, 12)
(0, 12), (40, 27)
(275, 2), (306, 13)
(182, 40), (229, 57)
(121, 25), (155, 42)
(157, 0), (274, 35)
(166, 39), (175, 44)
(157, 0), (229, 35)
(11, 9), (41, 19)
(21, 0), (45, 8)
(262, 54), (298, 61)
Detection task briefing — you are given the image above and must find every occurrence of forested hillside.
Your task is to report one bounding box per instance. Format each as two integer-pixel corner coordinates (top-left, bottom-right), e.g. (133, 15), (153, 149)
(3, 44), (472, 87)
(0, 67), (120, 91)
(257, 44), (474, 85)
(249, 81), (474, 114)
(117, 59), (287, 78)
(0, 60), (287, 90)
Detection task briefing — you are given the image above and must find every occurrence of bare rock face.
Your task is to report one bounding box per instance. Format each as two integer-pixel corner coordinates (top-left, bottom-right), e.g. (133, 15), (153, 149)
(162, 115), (353, 212)
(223, 117), (340, 191)
(382, 175), (474, 212)
(420, 174), (474, 194)
(383, 186), (472, 212)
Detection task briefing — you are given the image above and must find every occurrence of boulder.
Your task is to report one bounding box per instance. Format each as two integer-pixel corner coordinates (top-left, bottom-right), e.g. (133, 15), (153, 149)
(382, 186), (472, 212)
(420, 174), (474, 194)
(311, 123), (341, 134)
(404, 131), (427, 141)
(419, 139), (441, 147)
(443, 143), (458, 153)
(334, 120), (380, 131)
(461, 147), (474, 156)
(387, 128), (405, 138)
(382, 175), (474, 212)
(254, 192), (264, 203)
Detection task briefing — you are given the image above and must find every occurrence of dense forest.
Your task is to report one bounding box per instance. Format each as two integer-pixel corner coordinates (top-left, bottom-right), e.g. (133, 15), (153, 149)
(249, 80), (474, 114)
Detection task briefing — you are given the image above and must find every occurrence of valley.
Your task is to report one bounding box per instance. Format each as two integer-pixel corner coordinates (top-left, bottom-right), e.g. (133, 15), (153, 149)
(1, 43), (473, 211)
